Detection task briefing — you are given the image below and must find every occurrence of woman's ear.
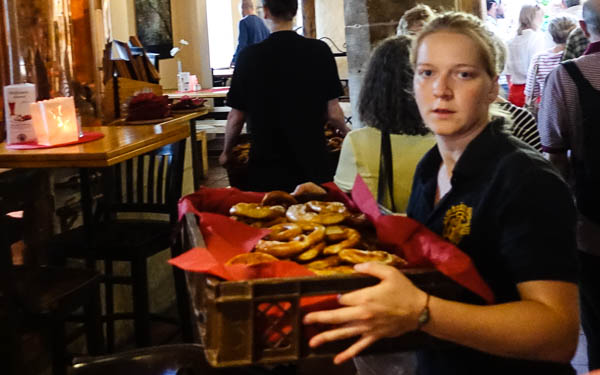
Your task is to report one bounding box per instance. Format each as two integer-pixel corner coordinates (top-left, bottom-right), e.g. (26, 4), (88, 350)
(489, 77), (500, 103)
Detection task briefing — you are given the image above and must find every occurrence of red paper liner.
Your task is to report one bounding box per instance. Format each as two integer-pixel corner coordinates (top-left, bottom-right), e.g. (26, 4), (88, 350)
(170, 178), (495, 304)
(6, 131), (104, 150)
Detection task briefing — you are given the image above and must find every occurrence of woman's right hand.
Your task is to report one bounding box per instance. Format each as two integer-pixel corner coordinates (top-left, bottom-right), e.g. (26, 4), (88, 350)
(292, 182), (327, 197)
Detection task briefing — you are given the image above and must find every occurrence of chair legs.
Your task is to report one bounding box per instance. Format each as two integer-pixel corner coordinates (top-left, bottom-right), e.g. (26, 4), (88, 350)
(104, 259), (115, 353)
(171, 239), (194, 343)
(84, 282), (105, 355)
(131, 258), (151, 347)
(50, 321), (67, 375)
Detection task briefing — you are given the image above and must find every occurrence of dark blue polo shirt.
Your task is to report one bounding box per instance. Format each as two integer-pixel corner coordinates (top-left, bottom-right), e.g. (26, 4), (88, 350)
(407, 119), (578, 375)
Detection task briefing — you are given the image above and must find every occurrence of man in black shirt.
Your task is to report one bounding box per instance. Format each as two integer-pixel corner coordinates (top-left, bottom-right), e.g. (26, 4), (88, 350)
(220, 0), (349, 192)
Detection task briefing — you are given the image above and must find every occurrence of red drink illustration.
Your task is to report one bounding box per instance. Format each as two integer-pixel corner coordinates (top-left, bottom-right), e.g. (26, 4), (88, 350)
(8, 102), (15, 116)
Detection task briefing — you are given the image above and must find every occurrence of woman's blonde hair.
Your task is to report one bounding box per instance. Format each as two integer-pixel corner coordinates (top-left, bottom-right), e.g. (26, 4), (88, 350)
(410, 11), (499, 78)
(517, 5), (542, 35)
(397, 4), (435, 36)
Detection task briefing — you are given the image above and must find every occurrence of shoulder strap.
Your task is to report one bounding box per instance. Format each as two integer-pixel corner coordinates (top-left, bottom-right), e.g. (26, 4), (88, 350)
(562, 60), (596, 94)
(378, 130), (396, 212)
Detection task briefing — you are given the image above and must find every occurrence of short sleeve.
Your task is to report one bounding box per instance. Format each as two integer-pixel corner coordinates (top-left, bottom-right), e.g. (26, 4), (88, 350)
(537, 67), (571, 153)
(497, 168), (577, 284)
(226, 49), (250, 111)
(318, 42), (344, 101)
(334, 136), (357, 192)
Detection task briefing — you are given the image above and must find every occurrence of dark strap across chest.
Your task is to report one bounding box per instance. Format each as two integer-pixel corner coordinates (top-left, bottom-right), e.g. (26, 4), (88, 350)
(562, 60), (600, 222)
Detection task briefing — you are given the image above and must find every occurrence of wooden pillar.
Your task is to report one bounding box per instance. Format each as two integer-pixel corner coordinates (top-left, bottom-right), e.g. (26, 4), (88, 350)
(302, 0), (316, 38)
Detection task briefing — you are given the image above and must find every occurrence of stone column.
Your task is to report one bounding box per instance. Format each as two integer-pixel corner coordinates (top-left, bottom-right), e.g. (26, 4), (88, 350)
(343, 0), (481, 128)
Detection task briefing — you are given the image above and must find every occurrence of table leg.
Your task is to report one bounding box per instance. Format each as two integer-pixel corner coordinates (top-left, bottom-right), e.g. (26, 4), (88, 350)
(189, 119), (201, 191)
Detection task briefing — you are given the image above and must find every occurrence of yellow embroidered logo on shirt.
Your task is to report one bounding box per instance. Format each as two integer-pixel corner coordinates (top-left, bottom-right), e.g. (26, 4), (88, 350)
(443, 203), (472, 245)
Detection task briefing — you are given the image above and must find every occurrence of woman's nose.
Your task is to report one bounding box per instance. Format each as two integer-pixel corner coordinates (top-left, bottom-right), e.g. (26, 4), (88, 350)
(432, 75), (452, 98)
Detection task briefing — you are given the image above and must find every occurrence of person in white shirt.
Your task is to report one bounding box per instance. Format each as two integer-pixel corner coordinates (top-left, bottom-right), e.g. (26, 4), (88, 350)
(505, 4), (545, 107)
(485, 0), (500, 35)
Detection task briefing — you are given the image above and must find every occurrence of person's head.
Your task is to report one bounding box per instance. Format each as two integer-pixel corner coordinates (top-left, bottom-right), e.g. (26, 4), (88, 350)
(358, 36), (428, 135)
(582, 0), (600, 40)
(262, 0), (297, 22)
(548, 16), (577, 44)
(397, 4), (435, 36)
(563, 0), (581, 8)
(518, 5), (544, 34)
(411, 12), (499, 139)
(241, 0), (255, 17)
(487, 0), (498, 18)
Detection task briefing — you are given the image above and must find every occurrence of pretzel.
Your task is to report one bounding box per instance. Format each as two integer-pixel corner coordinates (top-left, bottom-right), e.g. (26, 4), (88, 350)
(262, 190), (298, 207)
(323, 228), (361, 255)
(305, 255), (341, 270)
(325, 225), (347, 242)
(225, 252), (279, 266)
(312, 265), (356, 276)
(255, 222), (325, 258)
(338, 249), (407, 267)
(286, 202), (348, 225)
(230, 203), (285, 220)
(296, 241), (326, 262)
(267, 223), (303, 241)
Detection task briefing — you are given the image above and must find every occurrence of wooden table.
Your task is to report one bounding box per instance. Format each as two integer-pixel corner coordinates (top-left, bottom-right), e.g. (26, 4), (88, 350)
(0, 111), (209, 257)
(165, 87), (229, 100)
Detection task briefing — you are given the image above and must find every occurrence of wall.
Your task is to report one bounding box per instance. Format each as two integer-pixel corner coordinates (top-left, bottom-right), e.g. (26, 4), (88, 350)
(109, 0), (136, 41)
(316, 0), (348, 79)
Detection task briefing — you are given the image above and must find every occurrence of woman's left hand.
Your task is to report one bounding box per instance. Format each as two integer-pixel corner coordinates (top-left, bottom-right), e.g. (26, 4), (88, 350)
(303, 262), (428, 364)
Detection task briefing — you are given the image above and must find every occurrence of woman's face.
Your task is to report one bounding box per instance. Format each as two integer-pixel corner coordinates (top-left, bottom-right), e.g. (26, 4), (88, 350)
(413, 31), (498, 141)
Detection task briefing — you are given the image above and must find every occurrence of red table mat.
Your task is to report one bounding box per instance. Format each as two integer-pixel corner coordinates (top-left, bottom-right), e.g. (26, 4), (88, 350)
(6, 131), (104, 150)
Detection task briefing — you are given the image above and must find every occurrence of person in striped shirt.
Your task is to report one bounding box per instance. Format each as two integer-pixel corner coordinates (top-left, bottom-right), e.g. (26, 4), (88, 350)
(493, 35), (542, 151)
(525, 16), (577, 106)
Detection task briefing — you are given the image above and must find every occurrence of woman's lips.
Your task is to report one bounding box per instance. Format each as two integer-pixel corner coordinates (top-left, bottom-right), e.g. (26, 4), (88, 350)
(431, 108), (455, 118)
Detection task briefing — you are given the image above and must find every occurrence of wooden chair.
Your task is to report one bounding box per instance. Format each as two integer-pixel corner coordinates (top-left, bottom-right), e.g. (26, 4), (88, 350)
(48, 139), (193, 352)
(0, 171), (105, 375)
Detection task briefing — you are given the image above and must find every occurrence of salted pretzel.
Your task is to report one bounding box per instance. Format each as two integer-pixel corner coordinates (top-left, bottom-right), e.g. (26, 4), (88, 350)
(312, 265), (356, 276)
(262, 191), (298, 207)
(296, 241), (326, 262)
(286, 202), (349, 225)
(305, 255), (341, 270)
(325, 225), (347, 242)
(338, 249), (407, 267)
(230, 203), (285, 220)
(225, 252), (279, 266)
(255, 222), (325, 258)
(323, 227), (361, 255)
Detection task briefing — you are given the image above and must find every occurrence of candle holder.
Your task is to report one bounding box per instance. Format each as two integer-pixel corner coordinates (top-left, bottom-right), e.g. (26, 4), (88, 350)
(30, 97), (79, 146)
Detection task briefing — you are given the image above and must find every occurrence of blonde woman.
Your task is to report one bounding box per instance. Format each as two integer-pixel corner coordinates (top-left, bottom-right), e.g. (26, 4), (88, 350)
(305, 11), (579, 375)
(505, 5), (546, 107)
(397, 4), (435, 36)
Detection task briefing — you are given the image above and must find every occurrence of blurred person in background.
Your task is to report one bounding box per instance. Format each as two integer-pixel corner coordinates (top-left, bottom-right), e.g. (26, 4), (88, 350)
(221, 0), (349, 192)
(231, 0), (270, 67)
(525, 16), (577, 113)
(492, 35), (542, 151)
(538, 0), (600, 370)
(485, 0), (500, 35)
(397, 3), (435, 36)
(505, 4), (546, 107)
(562, 0), (592, 60)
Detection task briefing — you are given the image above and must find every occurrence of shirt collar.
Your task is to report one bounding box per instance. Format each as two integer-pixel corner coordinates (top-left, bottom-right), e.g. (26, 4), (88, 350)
(584, 40), (600, 55)
(417, 118), (508, 187)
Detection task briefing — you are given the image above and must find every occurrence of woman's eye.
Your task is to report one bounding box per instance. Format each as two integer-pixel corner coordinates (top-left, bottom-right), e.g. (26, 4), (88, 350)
(419, 70), (433, 77)
(457, 71), (473, 79)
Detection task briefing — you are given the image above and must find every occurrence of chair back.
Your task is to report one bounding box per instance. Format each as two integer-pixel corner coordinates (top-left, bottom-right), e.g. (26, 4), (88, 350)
(110, 139), (186, 223)
(72, 344), (205, 375)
